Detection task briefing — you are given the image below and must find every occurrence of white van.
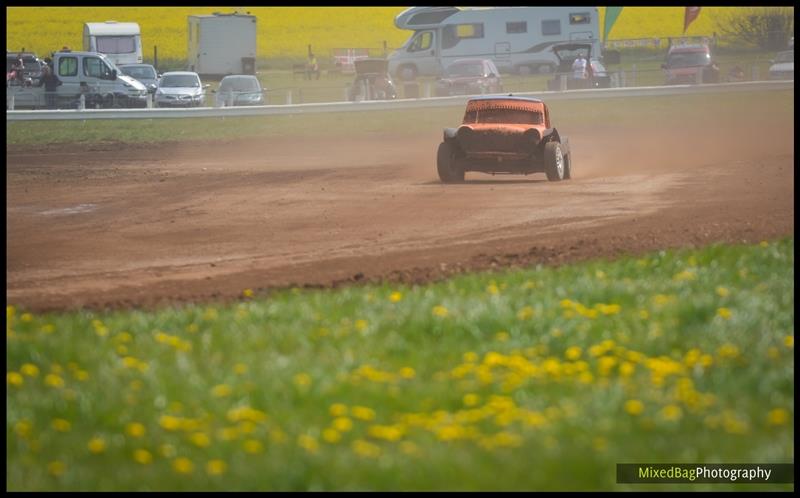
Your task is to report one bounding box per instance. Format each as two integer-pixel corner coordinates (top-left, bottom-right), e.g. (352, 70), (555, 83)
(83, 21), (143, 66)
(388, 6), (601, 80)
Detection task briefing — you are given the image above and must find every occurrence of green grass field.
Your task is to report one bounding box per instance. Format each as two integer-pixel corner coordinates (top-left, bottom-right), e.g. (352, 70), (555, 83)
(6, 239), (794, 491)
(6, 89), (794, 146)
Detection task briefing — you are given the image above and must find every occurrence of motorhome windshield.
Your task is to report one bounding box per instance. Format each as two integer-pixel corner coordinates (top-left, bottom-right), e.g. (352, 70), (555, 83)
(161, 75), (200, 88)
(121, 66), (156, 80)
(463, 108), (543, 125)
(667, 51), (710, 68)
(446, 63), (484, 77)
(96, 36), (136, 54)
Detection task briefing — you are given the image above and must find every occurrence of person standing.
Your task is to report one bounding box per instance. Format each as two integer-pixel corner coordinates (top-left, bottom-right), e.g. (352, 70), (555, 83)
(37, 65), (62, 108)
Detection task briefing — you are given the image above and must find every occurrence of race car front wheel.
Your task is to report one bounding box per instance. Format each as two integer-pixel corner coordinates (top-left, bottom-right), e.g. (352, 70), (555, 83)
(437, 141), (465, 183)
(544, 141), (565, 182)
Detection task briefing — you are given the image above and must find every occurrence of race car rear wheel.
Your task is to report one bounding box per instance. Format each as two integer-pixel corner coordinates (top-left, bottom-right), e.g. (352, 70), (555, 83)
(544, 141), (565, 182)
(563, 152), (572, 179)
(437, 141), (464, 183)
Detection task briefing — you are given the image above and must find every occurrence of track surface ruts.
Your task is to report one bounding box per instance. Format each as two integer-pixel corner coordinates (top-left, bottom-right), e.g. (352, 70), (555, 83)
(6, 113), (794, 312)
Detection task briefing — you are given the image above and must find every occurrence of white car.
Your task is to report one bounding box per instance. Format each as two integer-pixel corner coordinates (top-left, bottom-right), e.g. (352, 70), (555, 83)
(214, 75), (264, 106)
(155, 71), (209, 107)
(769, 50), (793, 80)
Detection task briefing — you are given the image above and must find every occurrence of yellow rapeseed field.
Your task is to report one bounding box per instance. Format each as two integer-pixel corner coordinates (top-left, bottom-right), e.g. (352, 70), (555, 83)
(6, 7), (733, 61)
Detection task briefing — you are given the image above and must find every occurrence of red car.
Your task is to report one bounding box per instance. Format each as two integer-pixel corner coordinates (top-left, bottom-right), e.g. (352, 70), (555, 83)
(435, 59), (503, 97)
(436, 96), (572, 183)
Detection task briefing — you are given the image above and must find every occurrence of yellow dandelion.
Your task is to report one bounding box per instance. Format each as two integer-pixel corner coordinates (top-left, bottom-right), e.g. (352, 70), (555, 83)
(389, 291), (403, 303)
(74, 370), (90, 381)
(233, 363), (248, 375)
(298, 434), (319, 454)
(293, 372), (312, 388)
(133, 449), (153, 465)
(352, 406), (376, 421)
(717, 344), (740, 359)
(243, 439), (264, 454)
(673, 269), (697, 281)
(125, 422), (146, 438)
(660, 405), (683, 421)
(355, 319), (368, 332)
(638, 309), (649, 320)
(242, 288), (254, 298)
(47, 461), (65, 477)
(7, 371), (24, 387)
(15, 420), (33, 438)
(486, 283), (500, 295)
(759, 240), (769, 247)
(189, 432), (211, 448)
(20, 363), (39, 377)
(329, 403), (348, 417)
(432, 305), (449, 317)
(619, 361), (636, 377)
(270, 428), (288, 444)
(463, 351), (478, 363)
(716, 307), (732, 320)
(41, 324), (56, 334)
(333, 417), (354, 432)
(785, 336), (794, 348)
(351, 439), (381, 458)
(87, 437), (106, 454)
(516, 306), (534, 320)
(159, 415), (181, 431)
(44, 373), (64, 388)
(172, 457), (194, 474)
(463, 393), (480, 407)
(21, 312), (33, 322)
(624, 400), (645, 416)
(767, 408), (789, 426)
(206, 459), (227, 476)
(52, 418), (71, 432)
(322, 428), (342, 443)
(211, 384), (233, 397)
(399, 367), (416, 379)
(715, 286), (730, 297)
(565, 346), (582, 361)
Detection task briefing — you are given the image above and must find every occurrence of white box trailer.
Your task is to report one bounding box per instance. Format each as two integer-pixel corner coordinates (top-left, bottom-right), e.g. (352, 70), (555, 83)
(188, 13), (257, 76)
(388, 6), (601, 80)
(83, 21), (143, 66)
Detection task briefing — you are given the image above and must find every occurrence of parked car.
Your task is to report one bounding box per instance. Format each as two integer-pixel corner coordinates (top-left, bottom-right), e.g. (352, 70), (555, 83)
(547, 43), (611, 90)
(769, 50), (794, 80)
(662, 44), (720, 84)
(436, 95), (572, 183)
(118, 63), (159, 94)
(348, 58), (397, 101)
(214, 75), (264, 106)
(154, 71), (208, 107)
(435, 59), (503, 96)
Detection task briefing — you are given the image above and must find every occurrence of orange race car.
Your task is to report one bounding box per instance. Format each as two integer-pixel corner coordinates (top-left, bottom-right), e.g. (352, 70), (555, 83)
(436, 95), (572, 183)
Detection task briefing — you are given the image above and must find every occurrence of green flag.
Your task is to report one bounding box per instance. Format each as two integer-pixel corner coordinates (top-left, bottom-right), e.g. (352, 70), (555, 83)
(603, 6), (624, 40)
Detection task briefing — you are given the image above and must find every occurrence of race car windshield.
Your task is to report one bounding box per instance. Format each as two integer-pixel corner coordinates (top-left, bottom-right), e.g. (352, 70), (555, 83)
(446, 63), (484, 77)
(464, 109), (543, 125)
(667, 52), (710, 68)
(160, 75), (200, 88)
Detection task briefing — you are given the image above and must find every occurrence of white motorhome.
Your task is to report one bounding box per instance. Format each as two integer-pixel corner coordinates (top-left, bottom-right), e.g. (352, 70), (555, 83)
(388, 6), (601, 80)
(188, 12), (257, 76)
(83, 21), (143, 66)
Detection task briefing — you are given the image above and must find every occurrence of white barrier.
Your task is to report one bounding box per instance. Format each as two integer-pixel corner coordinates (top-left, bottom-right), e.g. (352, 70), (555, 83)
(6, 80), (793, 122)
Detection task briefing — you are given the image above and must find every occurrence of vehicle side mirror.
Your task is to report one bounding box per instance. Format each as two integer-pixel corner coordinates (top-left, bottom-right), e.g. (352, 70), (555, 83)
(110, 69), (117, 80)
(157, 73), (162, 78)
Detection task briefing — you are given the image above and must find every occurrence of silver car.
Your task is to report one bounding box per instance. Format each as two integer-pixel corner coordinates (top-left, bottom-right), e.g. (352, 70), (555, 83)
(214, 75), (264, 106)
(769, 50), (794, 80)
(119, 64), (160, 94)
(155, 71), (208, 107)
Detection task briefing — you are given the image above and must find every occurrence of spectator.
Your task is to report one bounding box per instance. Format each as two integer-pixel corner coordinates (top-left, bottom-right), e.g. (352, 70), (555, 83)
(37, 65), (62, 108)
(10, 57), (26, 86)
(571, 53), (588, 80)
(306, 53), (320, 80)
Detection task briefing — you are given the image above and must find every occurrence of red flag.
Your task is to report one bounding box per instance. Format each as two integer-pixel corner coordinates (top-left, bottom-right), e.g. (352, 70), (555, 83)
(684, 7), (701, 34)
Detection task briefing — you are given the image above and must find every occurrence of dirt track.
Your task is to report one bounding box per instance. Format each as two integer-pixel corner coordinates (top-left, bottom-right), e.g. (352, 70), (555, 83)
(6, 111), (794, 312)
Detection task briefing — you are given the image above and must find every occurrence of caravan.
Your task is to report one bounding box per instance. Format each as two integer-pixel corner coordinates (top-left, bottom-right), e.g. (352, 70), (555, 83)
(83, 21), (143, 66)
(388, 7), (601, 80)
